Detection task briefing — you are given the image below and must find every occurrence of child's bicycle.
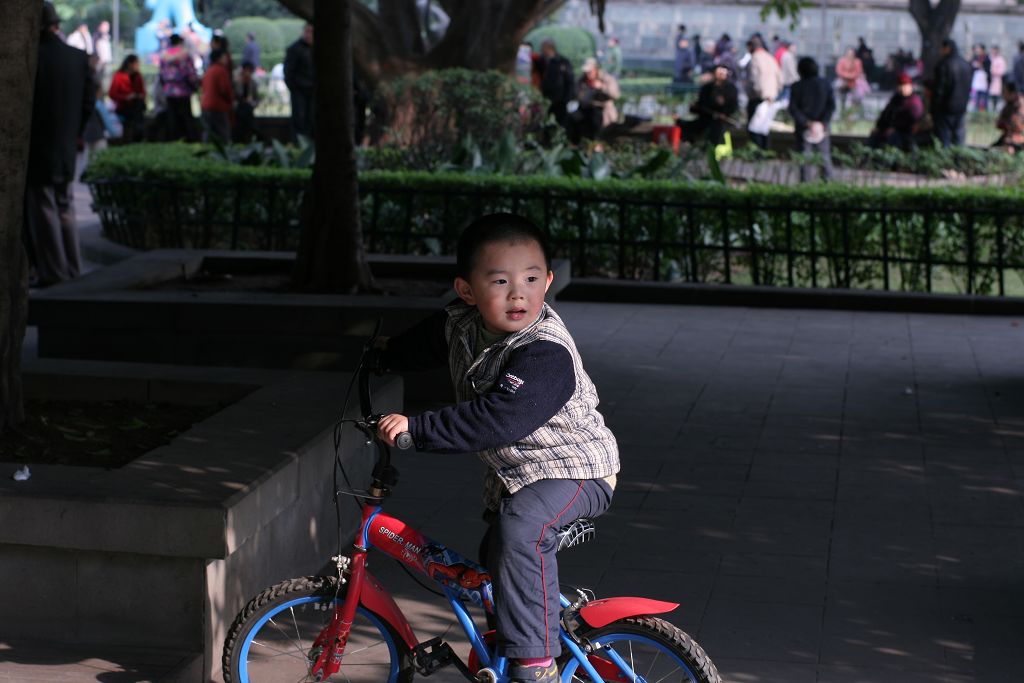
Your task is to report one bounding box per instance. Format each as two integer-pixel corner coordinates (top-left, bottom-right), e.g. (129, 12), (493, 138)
(222, 331), (722, 683)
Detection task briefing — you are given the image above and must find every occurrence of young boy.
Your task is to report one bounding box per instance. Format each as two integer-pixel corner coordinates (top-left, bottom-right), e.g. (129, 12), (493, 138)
(378, 213), (619, 682)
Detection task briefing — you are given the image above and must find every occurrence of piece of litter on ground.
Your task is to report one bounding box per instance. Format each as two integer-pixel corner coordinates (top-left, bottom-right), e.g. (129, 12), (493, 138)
(904, 387), (915, 395)
(12, 466), (31, 481)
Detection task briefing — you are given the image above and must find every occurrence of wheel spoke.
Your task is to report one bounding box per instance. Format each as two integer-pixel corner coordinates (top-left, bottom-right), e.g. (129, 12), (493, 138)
(249, 639), (309, 661)
(644, 646), (660, 680)
(268, 616), (315, 665)
(652, 665), (684, 683)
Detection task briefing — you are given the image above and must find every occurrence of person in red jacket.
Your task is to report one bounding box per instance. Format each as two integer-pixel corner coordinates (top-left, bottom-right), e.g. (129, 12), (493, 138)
(108, 54), (146, 142)
(200, 48), (234, 142)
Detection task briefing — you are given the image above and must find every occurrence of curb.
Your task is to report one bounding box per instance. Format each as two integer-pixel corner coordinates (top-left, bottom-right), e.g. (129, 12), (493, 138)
(561, 278), (1024, 316)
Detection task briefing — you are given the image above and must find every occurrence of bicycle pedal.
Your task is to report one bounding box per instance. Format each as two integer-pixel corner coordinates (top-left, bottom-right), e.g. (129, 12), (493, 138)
(413, 637), (455, 676)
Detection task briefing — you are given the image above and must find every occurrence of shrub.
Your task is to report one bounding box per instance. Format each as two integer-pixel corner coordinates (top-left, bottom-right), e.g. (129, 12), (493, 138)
(223, 16), (283, 67)
(373, 69), (546, 171)
(275, 18), (306, 44)
(524, 25), (596, 71)
(85, 143), (1024, 296)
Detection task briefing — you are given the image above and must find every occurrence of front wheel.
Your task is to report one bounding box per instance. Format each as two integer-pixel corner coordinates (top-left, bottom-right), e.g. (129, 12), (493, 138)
(562, 616), (722, 683)
(222, 575), (414, 683)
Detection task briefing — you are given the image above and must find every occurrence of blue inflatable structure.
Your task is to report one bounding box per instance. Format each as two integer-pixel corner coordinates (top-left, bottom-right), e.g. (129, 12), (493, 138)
(134, 0), (213, 56)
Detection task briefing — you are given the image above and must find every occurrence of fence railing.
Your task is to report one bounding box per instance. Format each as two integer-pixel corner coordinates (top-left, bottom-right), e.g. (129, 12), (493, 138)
(89, 178), (1024, 297)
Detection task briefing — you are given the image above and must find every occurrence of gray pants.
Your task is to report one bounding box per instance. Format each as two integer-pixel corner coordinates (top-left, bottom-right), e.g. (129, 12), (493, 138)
(24, 183), (81, 285)
(486, 478), (614, 659)
(798, 134), (834, 182)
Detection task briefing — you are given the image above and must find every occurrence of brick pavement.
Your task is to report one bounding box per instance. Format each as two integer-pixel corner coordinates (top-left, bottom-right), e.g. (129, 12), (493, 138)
(374, 301), (1024, 683)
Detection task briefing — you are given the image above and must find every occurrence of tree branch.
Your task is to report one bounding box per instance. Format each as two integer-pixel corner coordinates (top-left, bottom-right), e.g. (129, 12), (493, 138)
(908, 0), (931, 30)
(277, 0), (312, 22)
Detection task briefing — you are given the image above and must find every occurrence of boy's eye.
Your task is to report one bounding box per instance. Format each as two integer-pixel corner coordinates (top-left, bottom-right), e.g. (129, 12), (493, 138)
(526, 276), (539, 282)
(492, 279), (507, 285)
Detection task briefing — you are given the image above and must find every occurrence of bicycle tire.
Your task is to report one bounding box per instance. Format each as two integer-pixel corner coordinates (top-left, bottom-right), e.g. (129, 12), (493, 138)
(561, 615), (722, 683)
(222, 575), (414, 683)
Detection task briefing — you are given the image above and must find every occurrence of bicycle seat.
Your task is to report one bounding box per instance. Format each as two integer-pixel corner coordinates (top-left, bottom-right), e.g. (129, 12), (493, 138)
(555, 518), (595, 552)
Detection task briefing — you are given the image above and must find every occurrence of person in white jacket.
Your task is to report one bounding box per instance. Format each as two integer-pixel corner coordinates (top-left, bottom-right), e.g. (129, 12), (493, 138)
(745, 36), (783, 148)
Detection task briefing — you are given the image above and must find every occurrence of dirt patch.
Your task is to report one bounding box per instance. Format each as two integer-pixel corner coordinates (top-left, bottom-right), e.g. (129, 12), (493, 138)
(1, 400), (225, 469)
(143, 271), (453, 298)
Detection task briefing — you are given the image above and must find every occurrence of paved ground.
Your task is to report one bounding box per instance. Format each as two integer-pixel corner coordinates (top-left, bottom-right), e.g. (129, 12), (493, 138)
(374, 302), (1024, 683)
(9, 184), (1024, 681)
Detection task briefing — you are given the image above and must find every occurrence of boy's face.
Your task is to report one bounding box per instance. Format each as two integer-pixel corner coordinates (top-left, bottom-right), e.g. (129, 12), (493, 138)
(455, 239), (553, 335)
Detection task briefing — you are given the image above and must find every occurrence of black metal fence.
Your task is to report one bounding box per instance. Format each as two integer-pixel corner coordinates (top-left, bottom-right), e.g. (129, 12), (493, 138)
(89, 178), (1024, 297)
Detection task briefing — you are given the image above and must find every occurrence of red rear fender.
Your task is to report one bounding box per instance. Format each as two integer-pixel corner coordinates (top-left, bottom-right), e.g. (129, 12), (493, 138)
(359, 569), (419, 649)
(578, 597), (679, 628)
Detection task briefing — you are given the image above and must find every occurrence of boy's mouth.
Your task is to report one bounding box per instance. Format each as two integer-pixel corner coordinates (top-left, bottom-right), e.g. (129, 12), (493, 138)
(506, 308), (528, 321)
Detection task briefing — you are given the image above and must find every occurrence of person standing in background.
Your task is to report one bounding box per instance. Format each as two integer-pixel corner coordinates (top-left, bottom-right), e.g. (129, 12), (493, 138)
(94, 20), (112, 76)
(538, 39), (575, 128)
(989, 45), (1007, 111)
(25, 3), (94, 287)
(108, 54), (147, 143)
(66, 22), (93, 54)
(234, 61), (260, 142)
(745, 35), (782, 148)
(242, 32), (261, 70)
(836, 47), (865, 113)
(200, 48), (234, 142)
(789, 56), (835, 181)
(674, 31), (696, 84)
(931, 38), (973, 147)
(1012, 42), (1024, 90)
(780, 41), (799, 100)
(159, 33), (200, 141)
(284, 23), (315, 141)
(605, 37), (622, 78)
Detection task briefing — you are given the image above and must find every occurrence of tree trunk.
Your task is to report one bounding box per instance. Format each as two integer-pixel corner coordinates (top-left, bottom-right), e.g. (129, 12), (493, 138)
(0, 2), (38, 434)
(910, 0), (961, 79)
(292, 0), (374, 293)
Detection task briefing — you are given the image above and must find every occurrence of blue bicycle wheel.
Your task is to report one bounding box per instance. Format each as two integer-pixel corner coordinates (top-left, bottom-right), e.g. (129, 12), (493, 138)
(223, 575), (414, 683)
(560, 616), (721, 683)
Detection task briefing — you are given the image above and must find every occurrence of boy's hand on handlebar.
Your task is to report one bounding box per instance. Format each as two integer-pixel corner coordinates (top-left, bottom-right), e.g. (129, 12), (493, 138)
(378, 414), (409, 446)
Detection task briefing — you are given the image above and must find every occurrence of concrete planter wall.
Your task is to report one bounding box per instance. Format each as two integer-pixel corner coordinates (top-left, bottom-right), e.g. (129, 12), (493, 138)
(1, 360), (401, 681)
(28, 250), (571, 401)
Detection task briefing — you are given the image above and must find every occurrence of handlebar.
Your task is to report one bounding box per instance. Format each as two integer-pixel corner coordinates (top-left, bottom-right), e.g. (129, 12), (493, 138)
(358, 321), (413, 446)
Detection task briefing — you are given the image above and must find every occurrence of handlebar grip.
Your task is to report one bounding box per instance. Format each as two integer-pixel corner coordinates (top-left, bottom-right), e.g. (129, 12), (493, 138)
(394, 432), (414, 450)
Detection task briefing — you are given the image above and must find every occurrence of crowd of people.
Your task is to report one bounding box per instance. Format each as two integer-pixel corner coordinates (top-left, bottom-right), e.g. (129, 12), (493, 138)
(45, 16), (324, 149)
(656, 27), (1024, 177)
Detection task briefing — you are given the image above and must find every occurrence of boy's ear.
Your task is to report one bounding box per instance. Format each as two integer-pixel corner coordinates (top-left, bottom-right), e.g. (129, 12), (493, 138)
(544, 270), (554, 293)
(454, 277), (475, 305)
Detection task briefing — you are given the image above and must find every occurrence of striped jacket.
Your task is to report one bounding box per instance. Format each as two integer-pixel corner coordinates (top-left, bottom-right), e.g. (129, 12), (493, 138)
(392, 302), (620, 510)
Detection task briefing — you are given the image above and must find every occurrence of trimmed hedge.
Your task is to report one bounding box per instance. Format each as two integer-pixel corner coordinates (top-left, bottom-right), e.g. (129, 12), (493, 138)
(85, 144), (1024, 296)
(524, 26), (596, 71)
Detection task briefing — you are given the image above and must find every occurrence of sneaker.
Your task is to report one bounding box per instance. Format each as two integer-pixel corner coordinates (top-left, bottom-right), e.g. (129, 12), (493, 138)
(508, 661), (559, 682)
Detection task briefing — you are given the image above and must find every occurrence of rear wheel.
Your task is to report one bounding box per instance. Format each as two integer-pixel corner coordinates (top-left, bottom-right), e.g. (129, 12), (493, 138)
(561, 616), (721, 683)
(222, 575), (414, 683)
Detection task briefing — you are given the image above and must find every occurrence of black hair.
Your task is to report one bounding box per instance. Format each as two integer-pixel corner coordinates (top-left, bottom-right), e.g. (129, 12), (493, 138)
(241, 60), (255, 70)
(455, 213), (551, 279)
(797, 56), (819, 79)
(942, 38), (958, 53)
(169, 33), (183, 46)
(209, 48), (226, 64)
(118, 54), (139, 72)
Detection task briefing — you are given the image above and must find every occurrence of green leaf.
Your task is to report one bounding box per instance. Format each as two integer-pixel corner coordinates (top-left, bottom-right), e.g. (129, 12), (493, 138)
(118, 417), (149, 431)
(707, 145), (725, 185)
(271, 139), (291, 169)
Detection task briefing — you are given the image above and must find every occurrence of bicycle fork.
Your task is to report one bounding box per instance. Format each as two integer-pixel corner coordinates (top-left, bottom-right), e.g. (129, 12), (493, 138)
(308, 551), (368, 680)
